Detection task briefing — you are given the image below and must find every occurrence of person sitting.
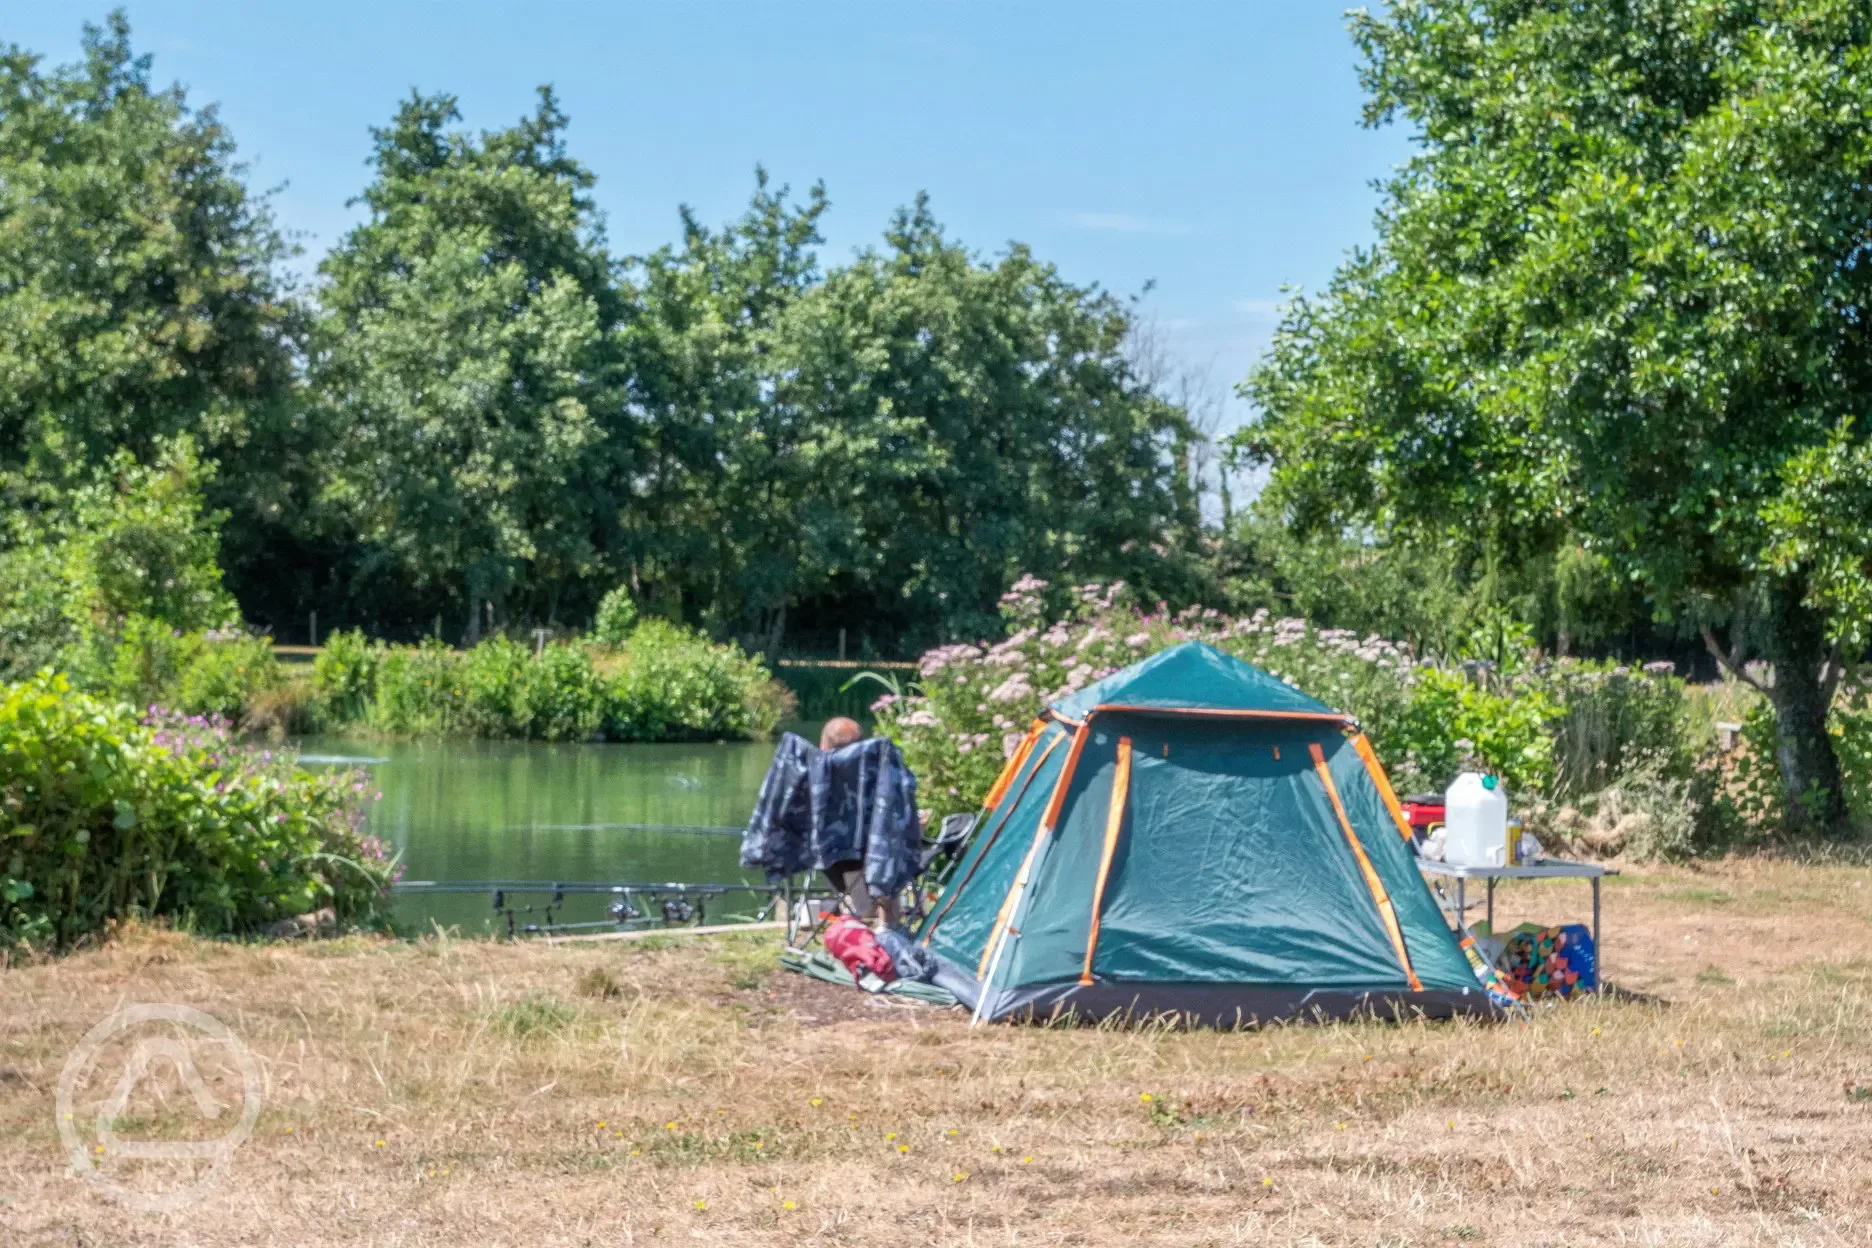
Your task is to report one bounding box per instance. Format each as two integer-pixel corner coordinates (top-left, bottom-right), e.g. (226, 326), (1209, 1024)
(819, 716), (864, 752)
(814, 717), (895, 924)
(739, 716), (918, 930)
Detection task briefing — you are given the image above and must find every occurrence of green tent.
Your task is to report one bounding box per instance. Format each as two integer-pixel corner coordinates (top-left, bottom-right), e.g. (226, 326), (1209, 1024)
(918, 641), (1486, 1025)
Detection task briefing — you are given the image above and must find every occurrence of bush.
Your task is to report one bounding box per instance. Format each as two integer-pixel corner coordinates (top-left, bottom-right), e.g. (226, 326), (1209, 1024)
(1388, 666), (1557, 796)
(311, 629), (382, 725)
(1723, 676), (1872, 839)
(72, 616), (284, 724)
(0, 673), (395, 950)
(174, 634), (283, 720)
(603, 619), (789, 742)
(369, 638), (464, 736)
(877, 576), (1715, 858)
(305, 622), (788, 744)
(593, 587), (638, 647)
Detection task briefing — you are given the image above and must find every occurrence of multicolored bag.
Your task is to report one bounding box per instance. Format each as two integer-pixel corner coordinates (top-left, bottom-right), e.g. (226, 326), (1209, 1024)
(1499, 924), (1594, 998)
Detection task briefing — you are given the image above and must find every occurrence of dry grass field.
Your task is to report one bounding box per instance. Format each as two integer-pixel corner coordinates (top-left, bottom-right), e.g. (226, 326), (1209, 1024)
(3, 859), (1872, 1246)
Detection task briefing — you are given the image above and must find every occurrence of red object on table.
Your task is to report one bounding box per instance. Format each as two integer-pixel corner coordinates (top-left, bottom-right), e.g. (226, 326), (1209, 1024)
(1402, 795), (1445, 839)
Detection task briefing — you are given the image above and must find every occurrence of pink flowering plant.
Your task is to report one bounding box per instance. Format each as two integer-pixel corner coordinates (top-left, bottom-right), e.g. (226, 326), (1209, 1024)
(0, 672), (396, 950)
(878, 576), (1421, 810)
(877, 577), (1700, 828)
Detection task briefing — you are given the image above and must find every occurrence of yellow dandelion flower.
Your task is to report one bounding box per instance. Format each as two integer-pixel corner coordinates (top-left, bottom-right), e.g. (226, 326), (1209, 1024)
(952, 1172), (969, 1183)
(1710, 1187), (1719, 1195)
(1261, 1177), (1273, 1187)
(885, 1132), (897, 1141)
(630, 1149), (640, 1157)
(374, 1139), (386, 1149)
(694, 1199), (707, 1211)
(1362, 1054), (1372, 1063)
(284, 1126), (295, 1135)
(1590, 1027), (1601, 1036)
(93, 1144), (106, 1155)
(1138, 1092), (1154, 1103)
(665, 1121), (677, 1130)
(441, 1168), (450, 1176)
(1336, 1122), (1346, 1131)
(992, 1144), (1002, 1153)
(898, 1144), (909, 1155)
(1021, 1155), (1033, 1164)
(810, 1097), (823, 1107)
(947, 1128), (958, 1136)
(783, 1199), (798, 1211)
(596, 1121), (607, 1129)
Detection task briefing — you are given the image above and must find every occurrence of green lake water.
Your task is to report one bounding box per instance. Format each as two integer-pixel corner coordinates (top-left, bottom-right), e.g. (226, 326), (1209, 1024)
(296, 736), (787, 935)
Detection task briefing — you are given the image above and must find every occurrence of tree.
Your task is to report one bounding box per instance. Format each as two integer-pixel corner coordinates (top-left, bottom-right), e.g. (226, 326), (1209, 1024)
(1241, 0), (1872, 831)
(0, 13), (304, 612)
(619, 171), (830, 643)
(771, 196), (1194, 648)
(311, 89), (628, 641)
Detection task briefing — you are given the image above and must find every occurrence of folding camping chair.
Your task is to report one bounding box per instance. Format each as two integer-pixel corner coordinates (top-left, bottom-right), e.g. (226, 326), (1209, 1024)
(781, 811), (978, 948)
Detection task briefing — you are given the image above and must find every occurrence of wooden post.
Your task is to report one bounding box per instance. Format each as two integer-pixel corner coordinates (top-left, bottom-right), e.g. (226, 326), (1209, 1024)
(838, 627), (846, 662)
(532, 627), (550, 657)
(309, 610), (318, 647)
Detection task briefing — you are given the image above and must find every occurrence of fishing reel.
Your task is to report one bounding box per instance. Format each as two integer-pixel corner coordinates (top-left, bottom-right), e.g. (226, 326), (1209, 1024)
(608, 896), (642, 924)
(660, 896), (695, 924)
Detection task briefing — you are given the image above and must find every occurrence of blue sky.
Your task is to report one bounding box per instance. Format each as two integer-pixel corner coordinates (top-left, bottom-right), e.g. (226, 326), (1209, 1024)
(16, 3), (1412, 438)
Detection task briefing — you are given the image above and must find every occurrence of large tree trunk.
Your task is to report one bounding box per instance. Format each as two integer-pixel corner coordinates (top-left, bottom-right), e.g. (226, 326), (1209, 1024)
(1761, 580), (1848, 833)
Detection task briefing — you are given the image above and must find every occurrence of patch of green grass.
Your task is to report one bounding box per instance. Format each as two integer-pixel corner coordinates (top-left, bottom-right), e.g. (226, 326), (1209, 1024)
(575, 966), (630, 1000)
(492, 993), (579, 1037)
(713, 934), (782, 991)
(1660, 887), (1735, 905)
(1695, 967), (1734, 986)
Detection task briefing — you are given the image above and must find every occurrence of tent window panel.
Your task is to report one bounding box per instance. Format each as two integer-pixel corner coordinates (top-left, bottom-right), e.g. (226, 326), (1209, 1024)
(1326, 743), (1480, 992)
(922, 729), (1072, 966)
(1002, 735), (1124, 989)
(1089, 721), (1410, 988)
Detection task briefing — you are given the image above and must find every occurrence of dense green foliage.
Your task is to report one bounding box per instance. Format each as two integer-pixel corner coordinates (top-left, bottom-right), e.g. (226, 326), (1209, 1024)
(308, 622), (788, 742)
(0, 674), (394, 949)
(1240, 0), (1872, 830)
(878, 578), (1718, 857)
(0, 16), (305, 601)
(0, 17), (1199, 662)
(310, 89), (629, 642)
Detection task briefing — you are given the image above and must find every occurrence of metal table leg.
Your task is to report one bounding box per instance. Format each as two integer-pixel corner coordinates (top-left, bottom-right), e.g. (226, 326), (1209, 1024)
(1592, 876), (1601, 956)
(1486, 877), (1495, 931)
(1456, 876), (1465, 927)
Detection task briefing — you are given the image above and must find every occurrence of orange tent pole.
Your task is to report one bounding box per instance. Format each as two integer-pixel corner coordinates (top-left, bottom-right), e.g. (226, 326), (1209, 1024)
(982, 720), (1046, 811)
(1350, 733), (1413, 842)
(1079, 736), (1132, 986)
(976, 720), (1091, 978)
(1310, 742), (1422, 992)
(922, 731), (1065, 946)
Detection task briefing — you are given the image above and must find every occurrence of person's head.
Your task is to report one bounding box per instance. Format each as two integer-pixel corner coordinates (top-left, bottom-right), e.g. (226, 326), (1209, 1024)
(819, 717), (864, 751)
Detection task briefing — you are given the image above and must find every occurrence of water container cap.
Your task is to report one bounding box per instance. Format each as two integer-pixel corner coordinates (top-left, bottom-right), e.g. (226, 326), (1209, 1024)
(1482, 775), (1498, 790)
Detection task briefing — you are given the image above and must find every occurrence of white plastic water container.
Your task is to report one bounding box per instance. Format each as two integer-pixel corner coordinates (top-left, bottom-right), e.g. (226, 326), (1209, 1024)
(1443, 772), (1510, 867)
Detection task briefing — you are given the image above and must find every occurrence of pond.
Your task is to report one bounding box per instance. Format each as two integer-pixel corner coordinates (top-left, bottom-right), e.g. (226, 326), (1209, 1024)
(295, 735), (791, 935)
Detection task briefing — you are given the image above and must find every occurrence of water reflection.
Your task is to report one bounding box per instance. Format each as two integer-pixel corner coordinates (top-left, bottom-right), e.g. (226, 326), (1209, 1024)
(295, 736), (780, 934)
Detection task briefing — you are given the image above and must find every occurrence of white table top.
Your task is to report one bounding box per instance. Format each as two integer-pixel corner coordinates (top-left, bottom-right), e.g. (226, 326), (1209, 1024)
(1415, 858), (1617, 880)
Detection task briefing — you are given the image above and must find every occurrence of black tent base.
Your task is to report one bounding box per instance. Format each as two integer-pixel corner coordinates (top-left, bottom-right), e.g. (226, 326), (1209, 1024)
(934, 958), (1493, 1028)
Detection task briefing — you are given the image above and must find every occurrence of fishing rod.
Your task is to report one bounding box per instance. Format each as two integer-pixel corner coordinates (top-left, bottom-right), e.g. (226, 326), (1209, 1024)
(391, 877), (834, 939)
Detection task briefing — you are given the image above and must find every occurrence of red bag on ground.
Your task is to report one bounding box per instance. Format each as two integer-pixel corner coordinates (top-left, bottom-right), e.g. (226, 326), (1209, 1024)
(823, 917), (896, 985)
